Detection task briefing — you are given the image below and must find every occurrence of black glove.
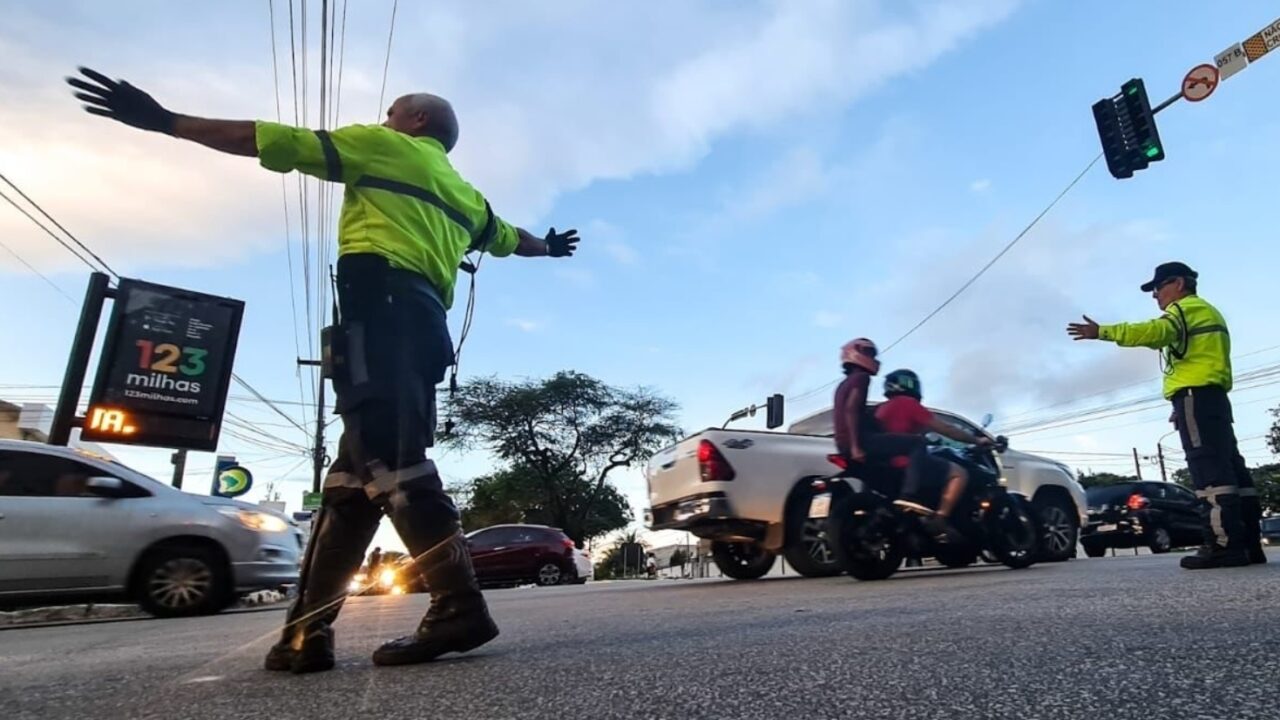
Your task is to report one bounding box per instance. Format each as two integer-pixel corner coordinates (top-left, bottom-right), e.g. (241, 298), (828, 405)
(544, 227), (579, 258)
(66, 67), (177, 135)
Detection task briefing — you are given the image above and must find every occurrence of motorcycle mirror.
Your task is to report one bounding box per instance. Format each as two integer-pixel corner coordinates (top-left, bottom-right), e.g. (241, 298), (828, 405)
(980, 413), (994, 429)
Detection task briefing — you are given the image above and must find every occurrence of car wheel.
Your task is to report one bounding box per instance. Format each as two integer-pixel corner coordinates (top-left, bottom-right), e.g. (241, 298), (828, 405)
(1148, 526), (1173, 554)
(1083, 543), (1107, 558)
(782, 486), (842, 577)
(1034, 495), (1079, 563)
(136, 545), (230, 618)
(711, 541), (776, 580)
(535, 562), (563, 586)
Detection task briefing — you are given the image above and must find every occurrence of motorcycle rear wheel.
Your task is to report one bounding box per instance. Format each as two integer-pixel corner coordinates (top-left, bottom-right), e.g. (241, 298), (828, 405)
(828, 493), (903, 581)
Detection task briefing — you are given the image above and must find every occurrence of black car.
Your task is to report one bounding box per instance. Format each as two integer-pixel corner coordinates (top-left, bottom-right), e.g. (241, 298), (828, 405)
(1081, 481), (1203, 557)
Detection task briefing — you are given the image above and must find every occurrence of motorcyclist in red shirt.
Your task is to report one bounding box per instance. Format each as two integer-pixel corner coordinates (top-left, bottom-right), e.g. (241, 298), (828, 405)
(874, 369), (991, 541)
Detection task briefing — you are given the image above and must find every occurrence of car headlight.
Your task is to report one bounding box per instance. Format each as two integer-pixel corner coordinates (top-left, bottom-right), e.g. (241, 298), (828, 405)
(379, 568), (397, 588)
(218, 508), (289, 533)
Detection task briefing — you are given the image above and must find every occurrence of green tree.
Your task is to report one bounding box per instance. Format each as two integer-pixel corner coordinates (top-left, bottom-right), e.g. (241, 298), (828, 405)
(669, 548), (689, 570)
(456, 463), (632, 545)
(442, 371), (682, 547)
(1075, 471), (1139, 489)
(594, 530), (646, 580)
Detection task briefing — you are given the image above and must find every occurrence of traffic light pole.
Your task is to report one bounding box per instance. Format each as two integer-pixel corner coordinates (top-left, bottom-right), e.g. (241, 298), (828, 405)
(1151, 91), (1183, 115)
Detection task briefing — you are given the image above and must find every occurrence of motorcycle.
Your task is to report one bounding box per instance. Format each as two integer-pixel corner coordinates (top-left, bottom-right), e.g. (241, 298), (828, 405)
(823, 436), (1041, 581)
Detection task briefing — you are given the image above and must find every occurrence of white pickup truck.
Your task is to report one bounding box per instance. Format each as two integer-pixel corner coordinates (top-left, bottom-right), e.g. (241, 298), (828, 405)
(643, 404), (1087, 579)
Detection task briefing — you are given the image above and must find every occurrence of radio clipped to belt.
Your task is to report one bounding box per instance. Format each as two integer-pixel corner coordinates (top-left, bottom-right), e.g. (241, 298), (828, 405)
(321, 267), (351, 384)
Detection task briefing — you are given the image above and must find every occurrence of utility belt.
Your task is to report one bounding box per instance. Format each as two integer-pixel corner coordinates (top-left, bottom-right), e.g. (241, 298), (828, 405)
(321, 253), (451, 392)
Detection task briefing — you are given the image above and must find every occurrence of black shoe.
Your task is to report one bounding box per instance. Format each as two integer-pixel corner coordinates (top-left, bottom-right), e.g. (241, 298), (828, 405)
(923, 515), (963, 545)
(1180, 545), (1250, 570)
(371, 602), (499, 666)
(262, 626), (335, 674)
(1248, 545), (1268, 565)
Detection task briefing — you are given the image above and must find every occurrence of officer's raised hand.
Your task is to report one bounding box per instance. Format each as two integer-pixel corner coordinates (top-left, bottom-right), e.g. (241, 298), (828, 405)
(1067, 315), (1100, 341)
(66, 67), (177, 134)
(544, 227), (579, 258)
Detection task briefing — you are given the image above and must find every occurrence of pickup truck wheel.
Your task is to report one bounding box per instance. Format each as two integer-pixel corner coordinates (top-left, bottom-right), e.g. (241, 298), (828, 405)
(783, 488), (842, 577)
(711, 541), (775, 580)
(1033, 495), (1079, 563)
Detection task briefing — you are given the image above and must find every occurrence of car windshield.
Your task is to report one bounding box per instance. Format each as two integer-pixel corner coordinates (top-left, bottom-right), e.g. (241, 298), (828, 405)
(1262, 517), (1280, 532)
(1086, 484), (1139, 506)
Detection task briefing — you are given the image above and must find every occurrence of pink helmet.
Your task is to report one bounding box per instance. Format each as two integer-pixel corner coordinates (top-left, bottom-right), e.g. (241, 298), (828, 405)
(841, 337), (880, 374)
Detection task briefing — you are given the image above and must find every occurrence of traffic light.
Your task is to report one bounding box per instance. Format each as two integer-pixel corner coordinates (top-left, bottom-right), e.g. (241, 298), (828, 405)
(1092, 77), (1165, 179)
(765, 393), (785, 429)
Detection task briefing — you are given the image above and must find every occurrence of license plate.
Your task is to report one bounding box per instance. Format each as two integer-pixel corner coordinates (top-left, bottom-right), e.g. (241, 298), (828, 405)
(1097, 523), (1118, 533)
(808, 493), (831, 518)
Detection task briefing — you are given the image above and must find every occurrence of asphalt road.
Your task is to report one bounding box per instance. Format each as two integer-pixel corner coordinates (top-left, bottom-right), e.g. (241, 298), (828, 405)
(3, 552), (1278, 720)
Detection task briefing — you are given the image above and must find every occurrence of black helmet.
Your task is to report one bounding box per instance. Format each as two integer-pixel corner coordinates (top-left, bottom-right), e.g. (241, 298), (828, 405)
(884, 369), (922, 400)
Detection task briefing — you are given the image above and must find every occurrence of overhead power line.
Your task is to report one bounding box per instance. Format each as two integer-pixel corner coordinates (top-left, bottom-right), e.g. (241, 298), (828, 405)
(376, 0), (399, 119)
(0, 172), (118, 277)
(0, 234), (76, 303)
(787, 153), (1104, 408)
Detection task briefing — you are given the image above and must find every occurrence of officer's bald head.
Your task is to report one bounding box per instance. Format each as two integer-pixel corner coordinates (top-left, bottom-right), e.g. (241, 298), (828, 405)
(384, 93), (459, 152)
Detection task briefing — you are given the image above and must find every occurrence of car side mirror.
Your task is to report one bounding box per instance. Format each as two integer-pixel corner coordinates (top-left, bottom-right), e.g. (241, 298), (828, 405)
(924, 432), (943, 446)
(86, 476), (125, 498)
(980, 413), (994, 429)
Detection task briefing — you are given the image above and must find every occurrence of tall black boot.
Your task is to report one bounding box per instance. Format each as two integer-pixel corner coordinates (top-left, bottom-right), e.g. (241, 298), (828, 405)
(263, 488), (382, 673)
(1181, 490), (1249, 570)
(1242, 496), (1266, 564)
(372, 526), (499, 666)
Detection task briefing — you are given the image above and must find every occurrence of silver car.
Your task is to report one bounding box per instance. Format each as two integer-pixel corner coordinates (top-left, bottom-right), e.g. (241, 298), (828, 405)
(0, 439), (302, 617)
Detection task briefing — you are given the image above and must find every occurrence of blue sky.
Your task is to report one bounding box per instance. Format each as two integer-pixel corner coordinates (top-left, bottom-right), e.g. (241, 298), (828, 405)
(3, 1), (1279, 552)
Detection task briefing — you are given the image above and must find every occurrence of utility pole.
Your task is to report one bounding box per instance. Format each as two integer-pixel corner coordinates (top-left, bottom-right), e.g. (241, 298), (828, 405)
(1132, 447), (1144, 479)
(298, 360), (326, 494)
(170, 449), (187, 489)
(1157, 444), (1168, 483)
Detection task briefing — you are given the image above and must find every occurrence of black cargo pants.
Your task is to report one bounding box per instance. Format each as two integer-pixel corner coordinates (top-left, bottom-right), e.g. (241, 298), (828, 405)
(283, 253), (479, 639)
(1172, 385), (1258, 551)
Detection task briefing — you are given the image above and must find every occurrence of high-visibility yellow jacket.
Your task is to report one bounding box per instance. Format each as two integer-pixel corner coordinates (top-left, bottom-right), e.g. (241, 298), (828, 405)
(1099, 294), (1232, 399)
(255, 122), (520, 309)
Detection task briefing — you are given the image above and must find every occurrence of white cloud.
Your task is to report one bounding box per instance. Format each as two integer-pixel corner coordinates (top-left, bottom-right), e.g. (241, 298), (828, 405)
(861, 217), (1172, 419)
(505, 318), (542, 333)
(0, 0), (1022, 274)
(585, 219), (639, 266)
(813, 310), (844, 328)
(553, 266), (597, 289)
(970, 178), (992, 192)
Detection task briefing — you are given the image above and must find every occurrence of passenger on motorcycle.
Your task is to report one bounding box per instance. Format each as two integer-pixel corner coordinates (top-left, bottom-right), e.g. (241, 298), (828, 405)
(875, 369), (992, 541)
(833, 338), (924, 471)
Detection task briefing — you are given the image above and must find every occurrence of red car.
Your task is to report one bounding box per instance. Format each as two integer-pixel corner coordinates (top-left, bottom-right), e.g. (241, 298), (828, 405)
(465, 524), (588, 587)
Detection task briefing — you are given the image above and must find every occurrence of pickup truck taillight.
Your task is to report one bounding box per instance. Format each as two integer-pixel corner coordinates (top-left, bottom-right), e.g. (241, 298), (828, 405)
(1126, 493), (1149, 511)
(826, 454), (847, 470)
(697, 440), (735, 482)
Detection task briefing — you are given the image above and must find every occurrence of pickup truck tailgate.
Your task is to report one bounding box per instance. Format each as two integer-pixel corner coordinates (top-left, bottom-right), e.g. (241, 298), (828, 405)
(645, 436), (708, 510)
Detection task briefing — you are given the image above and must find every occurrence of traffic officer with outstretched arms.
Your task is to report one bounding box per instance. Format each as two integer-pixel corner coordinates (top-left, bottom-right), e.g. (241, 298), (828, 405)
(1068, 262), (1263, 569)
(67, 66), (581, 671)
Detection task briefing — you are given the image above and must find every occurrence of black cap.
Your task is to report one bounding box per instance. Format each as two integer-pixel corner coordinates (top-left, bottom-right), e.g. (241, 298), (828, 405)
(1140, 261), (1198, 292)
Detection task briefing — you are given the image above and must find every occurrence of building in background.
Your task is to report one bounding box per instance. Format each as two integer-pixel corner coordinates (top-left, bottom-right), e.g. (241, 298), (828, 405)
(0, 398), (117, 458)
